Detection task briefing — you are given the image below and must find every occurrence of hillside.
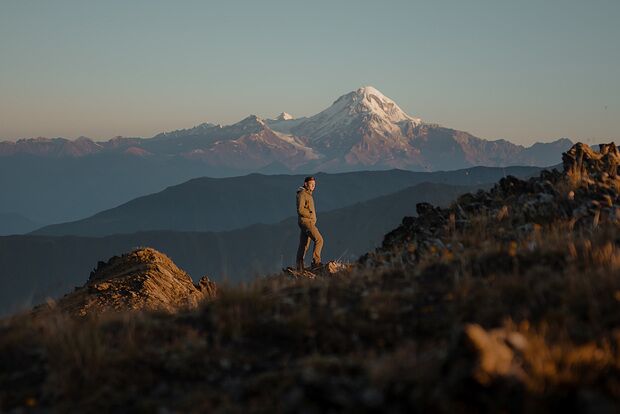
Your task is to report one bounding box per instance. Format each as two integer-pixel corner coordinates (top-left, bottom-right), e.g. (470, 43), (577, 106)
(0, 182), (477, 316)
(32, 166), (539, 237)
(1, 143), (619, 412)
(0, 212), (41, 236)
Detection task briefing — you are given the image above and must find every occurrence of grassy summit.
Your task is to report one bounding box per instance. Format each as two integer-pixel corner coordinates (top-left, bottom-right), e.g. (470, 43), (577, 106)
(1, 143), (620, 412)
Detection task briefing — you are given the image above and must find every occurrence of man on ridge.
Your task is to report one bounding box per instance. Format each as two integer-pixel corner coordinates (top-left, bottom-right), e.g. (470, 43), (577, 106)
(296, 176), (323, 271)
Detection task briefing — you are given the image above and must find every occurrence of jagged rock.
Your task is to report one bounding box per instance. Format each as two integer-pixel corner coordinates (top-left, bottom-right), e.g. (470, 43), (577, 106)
(563, 142), (620, 182)
(363, 143), (620, 267)
(47, 248), (216, 316)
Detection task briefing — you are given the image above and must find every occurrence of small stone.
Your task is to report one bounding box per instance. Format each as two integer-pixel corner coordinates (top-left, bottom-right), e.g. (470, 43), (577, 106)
(96, 282), (111, 291)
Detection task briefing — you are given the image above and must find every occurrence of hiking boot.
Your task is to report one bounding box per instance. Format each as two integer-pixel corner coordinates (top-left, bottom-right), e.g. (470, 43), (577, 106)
(310, 261), (323, 270)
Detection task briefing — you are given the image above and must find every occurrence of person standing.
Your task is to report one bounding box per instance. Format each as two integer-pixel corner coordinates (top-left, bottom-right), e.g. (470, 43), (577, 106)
(296, 176), (323, 270)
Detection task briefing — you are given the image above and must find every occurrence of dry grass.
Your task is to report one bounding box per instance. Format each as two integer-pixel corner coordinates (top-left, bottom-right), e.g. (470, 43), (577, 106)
(1, 218), (620, 412)
(3, 157), (620, 411)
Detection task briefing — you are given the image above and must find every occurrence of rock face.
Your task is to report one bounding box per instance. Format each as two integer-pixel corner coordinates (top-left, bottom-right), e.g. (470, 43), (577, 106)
(563, 142), (620, 182)
(363, 142), (620, 266)
(52, 248), (215, 316)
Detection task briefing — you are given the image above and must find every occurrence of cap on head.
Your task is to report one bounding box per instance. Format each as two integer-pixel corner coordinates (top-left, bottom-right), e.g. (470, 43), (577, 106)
(304, 176), (315, 183)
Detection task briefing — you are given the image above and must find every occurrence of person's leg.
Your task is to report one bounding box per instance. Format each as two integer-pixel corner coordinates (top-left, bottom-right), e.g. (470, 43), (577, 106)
(296, 226), (311, 269)
(307, 225), (324, 266)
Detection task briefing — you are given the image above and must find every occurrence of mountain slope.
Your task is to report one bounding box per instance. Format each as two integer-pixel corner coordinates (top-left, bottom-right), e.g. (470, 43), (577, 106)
(0, 212), (41, 236)
(32, 166), (540, 237)
(145, 115), (320, 170)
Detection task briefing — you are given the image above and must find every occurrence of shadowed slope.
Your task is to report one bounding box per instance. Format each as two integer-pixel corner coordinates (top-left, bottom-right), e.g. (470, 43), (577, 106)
(32, 166), (541, 237)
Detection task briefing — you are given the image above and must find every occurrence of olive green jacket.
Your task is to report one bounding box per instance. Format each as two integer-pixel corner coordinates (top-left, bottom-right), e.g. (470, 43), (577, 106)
(296, 186), (317, 225)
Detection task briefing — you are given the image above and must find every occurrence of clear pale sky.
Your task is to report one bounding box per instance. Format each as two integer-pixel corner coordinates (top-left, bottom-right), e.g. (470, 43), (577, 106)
(0, 0), (618, 145)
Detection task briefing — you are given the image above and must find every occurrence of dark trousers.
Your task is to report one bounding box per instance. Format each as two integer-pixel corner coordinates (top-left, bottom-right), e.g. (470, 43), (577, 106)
(296, 222), (323, 267)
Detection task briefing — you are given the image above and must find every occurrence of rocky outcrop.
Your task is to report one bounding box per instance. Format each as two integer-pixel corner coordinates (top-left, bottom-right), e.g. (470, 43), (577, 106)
(563, 142), (620, 183)
(363, 142), (620, 266)
(50, 248), (216, 316)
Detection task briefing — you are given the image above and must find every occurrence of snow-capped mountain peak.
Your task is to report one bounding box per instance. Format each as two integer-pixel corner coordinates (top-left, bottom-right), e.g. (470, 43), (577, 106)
(290, 86), (422, 141)
(338, 86), (421, 124)
(276, 112), (294, 121)
(235, 114), (266, 126)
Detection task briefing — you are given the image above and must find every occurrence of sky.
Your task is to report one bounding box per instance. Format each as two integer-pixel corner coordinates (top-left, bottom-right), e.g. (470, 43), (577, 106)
(0, 0), (618, 146)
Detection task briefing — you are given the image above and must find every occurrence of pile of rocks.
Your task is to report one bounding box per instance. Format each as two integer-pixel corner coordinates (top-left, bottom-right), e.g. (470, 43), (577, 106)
(46, 248), (216, 316)
(563, 142), (620, 182)
(363, 142), (620, 267)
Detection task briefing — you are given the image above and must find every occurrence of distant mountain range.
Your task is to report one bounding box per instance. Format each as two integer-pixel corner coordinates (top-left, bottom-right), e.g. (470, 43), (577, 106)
(0, 86), (571, 224)
(32, 166), (542, 237)
(0, 181), (482, 316)
(1, 86), (572, 172)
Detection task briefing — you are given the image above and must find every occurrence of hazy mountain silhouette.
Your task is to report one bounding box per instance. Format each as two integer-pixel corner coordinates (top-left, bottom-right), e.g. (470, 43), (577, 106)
(0, 153), (244, 224)
(32, 166), (541, 237)
(2, 181), (483, 315)
(0, 212), (41, 236)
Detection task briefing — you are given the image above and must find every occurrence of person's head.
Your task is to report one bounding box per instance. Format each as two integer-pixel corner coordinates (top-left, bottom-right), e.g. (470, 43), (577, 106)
(304, 176), (316, 191)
